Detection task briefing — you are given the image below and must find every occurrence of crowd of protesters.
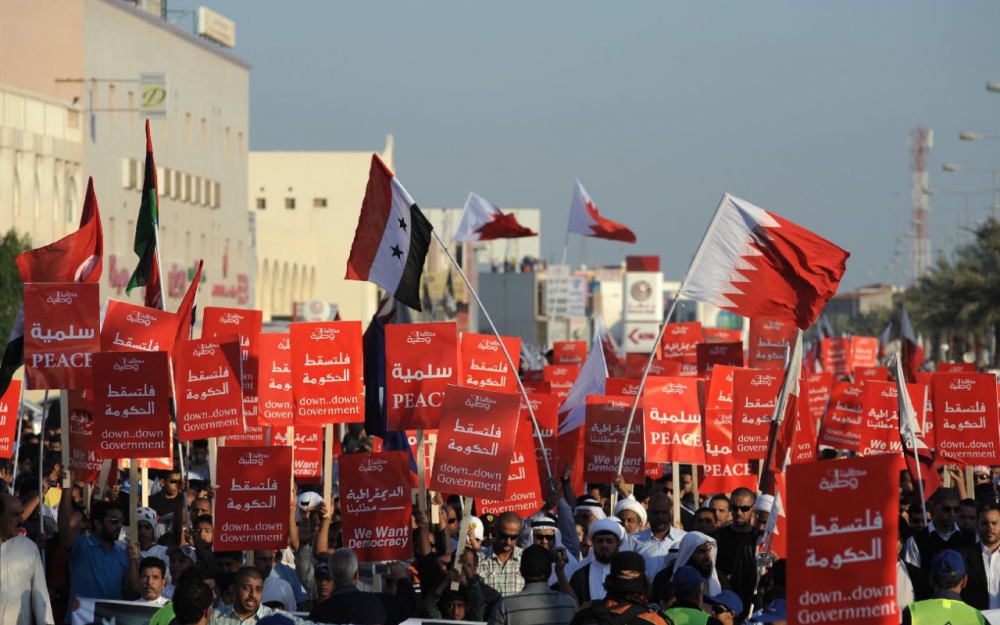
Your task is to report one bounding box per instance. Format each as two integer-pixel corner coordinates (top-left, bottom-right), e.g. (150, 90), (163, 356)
(2, 408), (998, 625)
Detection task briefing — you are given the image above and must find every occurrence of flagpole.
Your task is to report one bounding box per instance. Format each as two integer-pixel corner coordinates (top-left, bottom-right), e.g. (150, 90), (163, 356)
(151, 226), (169, 312)
(891, 351), (928, 522)
(431, 230), (554, 481)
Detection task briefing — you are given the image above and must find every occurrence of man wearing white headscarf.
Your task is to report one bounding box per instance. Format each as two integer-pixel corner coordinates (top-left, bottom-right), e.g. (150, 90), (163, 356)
(567, 518), (626, 606)
(524, 515), (582, 586)
(663, 531), (729, 595)
(613, 496), (647, 536)
(574, 497), (606, 524)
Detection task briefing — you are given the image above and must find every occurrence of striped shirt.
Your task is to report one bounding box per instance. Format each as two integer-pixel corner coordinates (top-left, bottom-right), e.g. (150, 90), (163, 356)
(479, 547), (524, 597)
(487, 582), (577, 625)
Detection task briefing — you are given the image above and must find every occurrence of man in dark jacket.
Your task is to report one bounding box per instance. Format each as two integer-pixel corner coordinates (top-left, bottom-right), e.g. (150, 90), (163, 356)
(960, 502), (1000, 610)
(570, 552), (672, 625)
(308, 548), (416, 625)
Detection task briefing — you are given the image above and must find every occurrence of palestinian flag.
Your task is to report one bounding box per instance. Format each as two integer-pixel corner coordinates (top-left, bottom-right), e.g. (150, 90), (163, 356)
(345, 154), (433, 311)
(126, 120), (163, 309)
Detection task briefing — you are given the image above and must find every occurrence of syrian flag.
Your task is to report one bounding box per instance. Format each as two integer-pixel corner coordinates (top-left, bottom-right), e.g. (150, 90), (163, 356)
(900, 305), (923, 383)
(453, 192), (536, 242)
(346, 154), (433, 312)
(126, 120), (164, 310)
(173, 260), (204, 344)
(568, 180), (636, 243)
(681, 194), (849, 329)
(1, 177), (104, 398)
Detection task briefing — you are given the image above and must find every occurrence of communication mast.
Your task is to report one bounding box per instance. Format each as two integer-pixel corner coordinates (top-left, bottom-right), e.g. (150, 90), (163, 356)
(910, 126), (933, 282)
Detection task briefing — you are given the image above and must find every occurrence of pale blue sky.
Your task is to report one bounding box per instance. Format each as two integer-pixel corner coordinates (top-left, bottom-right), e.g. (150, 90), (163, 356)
(175, 1), (1000, 289)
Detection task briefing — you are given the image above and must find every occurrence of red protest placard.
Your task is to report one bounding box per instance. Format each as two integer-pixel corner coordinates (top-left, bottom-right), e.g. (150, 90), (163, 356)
(174, 337), (244, 441)
(257, 334), (293, 429)
(817, 381), (865, 452)
(583, 396), (643, 483)
(553, 341), (587, 365)
(696, 342), (743, 377)
(385, 323), (458, 430)
(851, 336), (878, 369)
(732, 369), (783, 460)
(202, 308), (263, 427)
(854, 366), (889, 383)
(459, 333), (521, 394)
(101, 300), (179, 354)
(66, 389), (102, 482)
(939, 362), (976, 373)
(643, 377), (705, 465)
(272, 426), (324, 484)
(624, 356), (683, 380)
(214, 446), (292, 551)
(821, 337), (851, 377)
(705, 328), (742, 343)
(786, 377), (817, 465)
(788, 454), (902, 625)
(431, 385), (521, 500)
(0, 381), (21, 458)
(660, 322), (703, 377)
(525, 392), (558, 482)
(92, 352), (171, 459)
(859, 381), (902, 457)
(340, 452), (413, 562)
(702, 408), (756, 493)
(806, 372), (833, 421)
(748, 318), (797, 370)
(23, 283), (100, 389)
(521, 380), (551, 395)
(932, 373), (1000, 465)
(605, 377), (641, 397)
(544, 365), (580, 400)
(480, 405), (545, 518)
(222, 425), (268, 447)
(290, 322), (363, 426)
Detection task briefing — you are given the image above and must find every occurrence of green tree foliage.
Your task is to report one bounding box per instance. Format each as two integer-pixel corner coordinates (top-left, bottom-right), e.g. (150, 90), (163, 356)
(0, 230), (32, 342)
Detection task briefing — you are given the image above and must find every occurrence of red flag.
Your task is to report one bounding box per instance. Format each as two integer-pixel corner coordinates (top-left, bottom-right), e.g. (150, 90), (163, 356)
(900, 305), (924, 383)
(173, 260), (204, 344)
(453, 193), (537, 241)
(681, 194), (849, 329)
(568, 180), (636, 243)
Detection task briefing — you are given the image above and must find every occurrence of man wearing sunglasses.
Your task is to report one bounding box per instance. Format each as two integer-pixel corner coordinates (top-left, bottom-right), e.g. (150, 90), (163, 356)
(903, 487), (977, 599)
(480, 512), (526, 597)
(147, 470), (184, 520)
(714, 488), (757, 577)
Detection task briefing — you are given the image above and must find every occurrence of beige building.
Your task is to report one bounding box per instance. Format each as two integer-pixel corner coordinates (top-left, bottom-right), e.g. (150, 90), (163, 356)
(248, 140), (394, 323)
(0, 0), (251, 312)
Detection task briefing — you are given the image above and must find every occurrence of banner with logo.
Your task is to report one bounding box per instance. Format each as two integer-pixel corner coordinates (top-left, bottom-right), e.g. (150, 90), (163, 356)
(174, 336), (244, 441)
(272, 426), (324, 483)
(624, 356), (682, 380)
(817, 381), (866, 452)
(854, 366), (889, 383)
(291, 321), (364, 426)
(202, 307), (263, 427)
(701, 366), (756, 492)
(544, 364), (580, 401)
(583, 395), (644, 483)
(749, 317), (797, 370)
(222, 424), (267, 447)
(430, 385), (521, 500)
(660, 322), (703, 377)
(643, 377), (705, 465)
(553, 341), (587, 365)
(459, 333), (521, 394)
(0, 381), (21, 458)
(806, 372), (834, 421)
(788, 454), (902, 625)
(480, 404), (545, 518)
(932, 373), (1000, 465)
(525, 392), (558, 484)
(696, 341), (743, 377)
(939, 362), (976, 373)
(101, 299), (179, 354)
(340, 451), (413, 562)
(257, 334), (293, 429)
(66, 389), (102, 482)
(732, 369), (782, 460)
(521, 379), (551, 395)
(23, 283), (100, 389)
(386, 323), (458, 430)
(858, 381), (902, 457)
(92, 352), (171, 459)
(851, 336), (878, 369)
(821, 337), (851, 377)
(214, 446), (291, 551)
(705, 328), (742, 344)
(605, 377), (641, 398)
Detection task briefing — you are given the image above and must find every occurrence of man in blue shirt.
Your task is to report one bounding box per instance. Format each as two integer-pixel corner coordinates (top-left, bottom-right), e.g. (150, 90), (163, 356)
(59, 481), (129, 618)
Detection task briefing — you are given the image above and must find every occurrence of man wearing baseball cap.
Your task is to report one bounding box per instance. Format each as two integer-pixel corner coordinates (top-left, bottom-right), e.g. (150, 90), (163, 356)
(901, 549), (986, 624)
(664, 566), (724, 625)
(569, 552), (671, 625)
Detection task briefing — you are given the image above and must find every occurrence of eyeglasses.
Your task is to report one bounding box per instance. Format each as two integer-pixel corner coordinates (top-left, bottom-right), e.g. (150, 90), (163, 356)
(976, 475), (990, 480)
(497, 531), (519, 542)
(733, 505), (754, 513)
(940, 505), (960, 513)
(447, 517), (458, 524)
(534, 534), (556, 542)
(105, 517), (123, 525)
(166, 479), (181, 485)
(711, 605), (732, 615)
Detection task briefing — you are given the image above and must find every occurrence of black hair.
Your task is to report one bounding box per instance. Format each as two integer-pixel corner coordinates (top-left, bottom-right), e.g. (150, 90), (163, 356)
(193, 514), (213, 526)
(172, 580), (215, 625)
(91, 500), (123, 525)
(138, 556), (167, 578)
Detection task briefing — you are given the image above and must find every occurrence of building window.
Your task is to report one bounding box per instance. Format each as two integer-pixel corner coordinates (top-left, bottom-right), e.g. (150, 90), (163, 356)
(256, 198), (266, 210)
(238, 131), (244, 161)
(194, 176), (202, 205)
(186, 113), (192, 146)
(225, 127), (231, 158)
(127, 91), (135, 128)
(201, 118), (207, 149)
(313, 198), (327, 208)
(108, 84), (116, 121)
(214, 182), (221, 208)
(185, 174), (192, 202)
(285, 198), (295, 210)
(163, 168), (172, 197)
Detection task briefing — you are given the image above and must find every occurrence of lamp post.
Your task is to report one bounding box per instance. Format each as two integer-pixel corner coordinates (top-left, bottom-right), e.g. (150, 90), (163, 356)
(942, 164), (1000, 217)
(960, 132), (1000, 141)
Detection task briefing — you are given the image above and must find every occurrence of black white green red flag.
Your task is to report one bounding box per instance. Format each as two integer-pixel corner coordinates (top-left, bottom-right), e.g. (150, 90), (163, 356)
(126, 120), (164, 310)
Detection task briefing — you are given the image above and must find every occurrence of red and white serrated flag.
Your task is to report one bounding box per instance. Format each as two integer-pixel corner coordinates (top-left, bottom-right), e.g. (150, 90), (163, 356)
(900, 305), (923, 383)
(345, 154), (434, 312)
(772, 331), (804, 473)
(891, 351), (927, 452)
(453, 192), (537, 242)
(568, 180), (636, 243)
(682, 194), (849, 330)
(557, 325), (608, 435)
